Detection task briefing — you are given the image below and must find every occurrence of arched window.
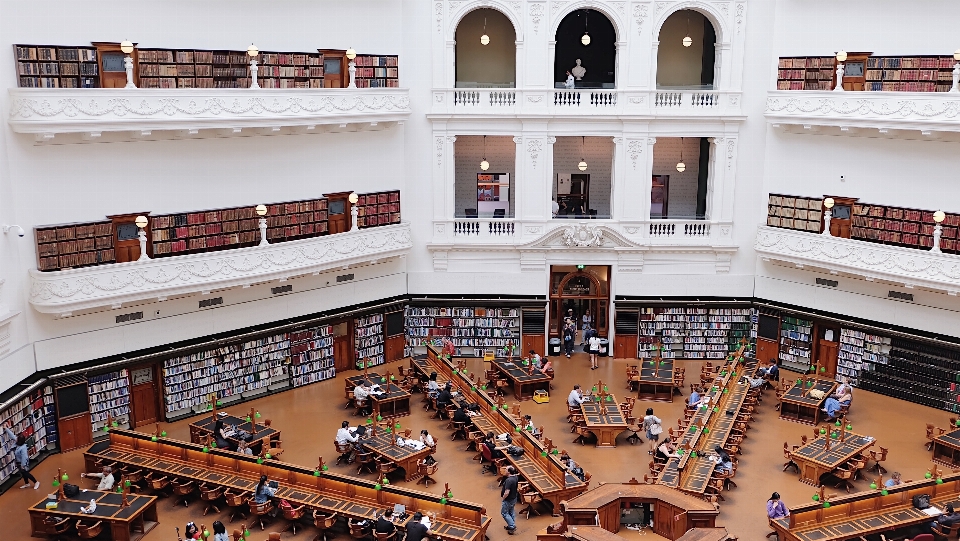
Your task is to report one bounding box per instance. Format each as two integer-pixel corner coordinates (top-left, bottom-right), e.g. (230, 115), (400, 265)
(656, 9), (717, 89)
(554, 9), (617, 89)
(455, 8), (516, 88)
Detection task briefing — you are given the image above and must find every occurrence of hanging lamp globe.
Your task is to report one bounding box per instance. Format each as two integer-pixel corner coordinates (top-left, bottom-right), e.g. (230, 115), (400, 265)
(578, 160), (588, 171)
(480, 159), (490, 171)
(581, 32), (591, 46)
(480, 34), (490, 45)
(683, 36), (693, 47)
(676, 161), (686, 173)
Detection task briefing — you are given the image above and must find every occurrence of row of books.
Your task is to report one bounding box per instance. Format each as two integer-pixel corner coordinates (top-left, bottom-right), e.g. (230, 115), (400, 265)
(779, 316), (813, 370)
(355, 314), (385, 369)
(0, 386), (57, 484)
(637, 306), (756, 359)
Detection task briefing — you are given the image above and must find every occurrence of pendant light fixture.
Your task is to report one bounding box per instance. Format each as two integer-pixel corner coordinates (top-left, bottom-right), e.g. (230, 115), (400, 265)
(480, 17), (490, 45)
(682, 17), (693, 47)
(480, 135), (490, 171)
(581, 11), (591, 46)
(676, 137), (686, 173)
(578, 136), (588, 171)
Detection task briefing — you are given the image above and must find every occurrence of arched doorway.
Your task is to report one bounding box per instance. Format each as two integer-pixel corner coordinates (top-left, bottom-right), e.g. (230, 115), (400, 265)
(656, 9), (717, 88)
(549, 266), (610, 341)
(455, 8), (516, 87)
(554, 9), (616, 88)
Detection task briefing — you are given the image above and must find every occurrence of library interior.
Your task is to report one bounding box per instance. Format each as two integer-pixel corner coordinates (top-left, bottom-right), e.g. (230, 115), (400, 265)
(2, 1), (960, 541)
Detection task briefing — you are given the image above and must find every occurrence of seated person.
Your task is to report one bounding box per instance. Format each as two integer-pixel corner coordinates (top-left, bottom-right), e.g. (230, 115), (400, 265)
(655, 440), (680, 463)
(522, 415), (540, 437)
(236, 439), (254, 456)
(406, 512), (431, 541)
(742, 375), (766, 389)
(212, 419), (236, 451)
(933, 503), (960, 532)
(253, 475), (279, 516)
(567, 385), (584, 407)
(560, 453), (585, 482)
(687, 388), (701, 408)
(757, 362), (779, 380)
(885, 471), (903, 487)
(436, 382), (455, 410)
(823, 386), (852, 419)
(354, 383), (374, 416)
(766, 492), (789, 520)
(427, 372), (440, 398)
(712, 445), (734, 474)
(336, 420), (362, 459)
(81, 466), (115, 491)
(453, 406), (470, 424)
(528, 350), (542, 369)
(540, 358), (553, 373)
(375, 508), (397, 536)
(484, 431), (508, 459)
(420, 429), (435, 447)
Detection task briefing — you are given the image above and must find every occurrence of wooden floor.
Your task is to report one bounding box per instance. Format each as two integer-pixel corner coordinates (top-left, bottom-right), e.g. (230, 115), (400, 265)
(0, 352), (943, 541)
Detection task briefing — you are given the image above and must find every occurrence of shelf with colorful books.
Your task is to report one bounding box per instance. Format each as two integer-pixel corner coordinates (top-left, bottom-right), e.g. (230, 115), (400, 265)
(14, 44), (99, 88)
(355, 314), (385, 369)
(357, 191), (401, 229)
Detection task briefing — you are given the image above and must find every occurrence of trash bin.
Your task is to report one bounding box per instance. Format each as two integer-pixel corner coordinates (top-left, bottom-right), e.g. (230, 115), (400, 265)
(549, 338), (562, 356)
(598, 338), (610, 357)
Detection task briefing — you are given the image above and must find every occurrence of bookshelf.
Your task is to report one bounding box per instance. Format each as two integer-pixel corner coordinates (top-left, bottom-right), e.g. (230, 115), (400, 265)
(404, 306), (521, 357)
(14, 44), (99, 88)
(837, 328), (891, 387)
(851, 203), (960, 254)
(34, 221), (114, 272)
(355, 314), (385, 369)
(779, 316), (813, 372)
(289, 325), (336, 388)
(137, 48), (326, 89)
(150, 198), (329, 256)
(860, 336), (960, 413)
(87, 370), (130, 434)
(353, 55), (400, 88)
(766, 194), (823, 233)
(0, 385), (57, 485)
(637, 307), (756, 360)
(356, 191), (402, 229)
(162, 332), (290, 417)
(776, 56), (836, 90)
(777, 55), (957, 92)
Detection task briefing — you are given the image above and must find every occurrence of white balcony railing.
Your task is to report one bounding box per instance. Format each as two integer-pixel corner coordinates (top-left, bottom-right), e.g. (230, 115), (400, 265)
(432, 88), (743, 118)
(435, 219), (732, 246)
(8, 87), (411, 142)
(755, 225), (960, 294)
(765, 90), (960, 137)
(28, 223), (412, 315)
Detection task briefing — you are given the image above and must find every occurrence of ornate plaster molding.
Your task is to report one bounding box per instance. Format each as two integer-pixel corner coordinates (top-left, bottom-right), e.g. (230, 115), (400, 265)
(765, 91), (960, 134)
(29, 223), (412, 314)
(755, 225), (960, 293)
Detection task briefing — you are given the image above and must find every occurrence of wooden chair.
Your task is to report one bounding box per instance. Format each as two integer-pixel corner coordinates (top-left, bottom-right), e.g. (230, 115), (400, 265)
(833, 463), (856, 493)
(335, 441), (354, 465)
(374, 531), (396, 541)
(572, 423), (596, 446)
(566, 404), (581, 423)
(931, 524), (954, 541)
(348, 518), (370, 540)
(480, 444), (506, 475)
(171, 479), (196, 507)
(354, 398), (368, 417)
(704, 478), (725, 502)
(248, 498), (276, 530)
(642, 474), (656, 484)
(782, 442), (799, 473)
(42, 516), (72, 541)
(146, 473), (171, 496)
(416, 459), (439, 487)
(200, 482), (224, 515)
(649, 460), (663, 476)
(868, 447), (888, 475)
(355, 452), (378, 475)
(313, 511), (338, 541)
(225, 489), (248, 522)
(468, 432), (485, 459)
(927, 424), (946, 451)
(849, 453), (868, 481)
(345, 390), (356, 410)
(518, 482), (545, 518)
(281, 502), (307, 535)
(232, 525), (249, 541)
(376, 458), (399, 481)
(450, 421), (468, 441)
(583, 470), (593, 489)
(75, 520), (103, 539)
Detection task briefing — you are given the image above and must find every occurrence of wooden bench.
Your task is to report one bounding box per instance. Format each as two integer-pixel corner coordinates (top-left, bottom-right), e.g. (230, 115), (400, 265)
(85, 429), (489, 541)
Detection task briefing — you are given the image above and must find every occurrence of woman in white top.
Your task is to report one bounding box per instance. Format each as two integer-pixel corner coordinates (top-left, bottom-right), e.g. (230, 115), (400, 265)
(564, 71), (575, 89)
(420, 429), (435, 448)
(588, 333), (601, 370)
(642, 408), (663, 454)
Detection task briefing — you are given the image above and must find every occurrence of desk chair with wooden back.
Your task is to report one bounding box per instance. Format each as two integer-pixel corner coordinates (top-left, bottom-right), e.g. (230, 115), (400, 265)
(374, 530), (397, 541)
(927, 424), (945, 451)
(335, 441), (354, 465)
(42, 516), (72, 541)
(313, 511), (339, 541)
(120, 466), (144, 489)
(783, 442), (799, 473)
(224, 489), (248, 522)
(356, 451), (378, 475)
(248, 497), (276, 530)
(417, 458), (439, 487)
(345, 390), (356, 410)
(869, 447), (888, 475)
(281, 502), (307, 535)
(930, 522), (955, 540)
(450, 421), (467, 441)
(348, 518), (370, 541)
(518, 482), (545, 519)
(376, 457), (399, 480)
(172, 478), (197, 507)
(146, 473), (171, 496)
(480, 443), (505, 475)
(75, 519), (103, 539)
(200, 482), (224, 515)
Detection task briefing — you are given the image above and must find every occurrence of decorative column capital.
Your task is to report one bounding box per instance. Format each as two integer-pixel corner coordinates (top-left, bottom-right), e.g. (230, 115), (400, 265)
(546, 136), (557, 144)
(514, 136), (523, 145)
(648, 137), (657, 146)
(446, 135), (457, 143)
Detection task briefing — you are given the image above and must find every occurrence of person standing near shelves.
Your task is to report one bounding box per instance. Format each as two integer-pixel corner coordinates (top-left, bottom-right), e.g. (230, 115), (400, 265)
(587, 329), (601, 370)
(3, 421), (39, 489)
(563, 321), (576, 358)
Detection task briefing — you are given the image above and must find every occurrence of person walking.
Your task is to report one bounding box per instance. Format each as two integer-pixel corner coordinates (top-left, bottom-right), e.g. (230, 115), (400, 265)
(642, 408), (662, 455)
(588, 329), (601, 370)
(501, 466), (519, 535)
(4, 421), (38, 489)
(563, 321), (576, 358)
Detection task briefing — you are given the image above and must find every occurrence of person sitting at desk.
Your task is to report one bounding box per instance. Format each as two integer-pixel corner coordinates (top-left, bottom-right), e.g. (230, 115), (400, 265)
(885, 471), (903, 487)
(81, 466), (115, 491)
(484, 431), (508, 459)
(528, 350), (542, 369)
(766, 492), (789, 520)
(436, 382), (455, 410)
(541, 357), (553, 373)
(354, 383), (374, 416)
(427, 372), (440, 398)
(522, 415), (540, 437)
(337, 420), (361, 460)
(823, 382), (852, 420)
(560, 453), (585, 482)
(406, 512), (430, 541)
(686, 388), (702, 409)
(757, 361), (779, 381)
(236, 439), (254, 456)
(253, 475), (279, 516)
(213, 418), (236, 451)
(568, 385), (585, 408)
(375, 508), (397, 537)
(420, 429), (435, 447)
(931, 503), (960, 532)
(712, 445), (734, 474)
(655, 440), (680, 463)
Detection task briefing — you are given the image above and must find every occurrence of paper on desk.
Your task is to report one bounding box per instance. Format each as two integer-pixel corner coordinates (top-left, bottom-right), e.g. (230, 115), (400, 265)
(923, 507), (943, 516)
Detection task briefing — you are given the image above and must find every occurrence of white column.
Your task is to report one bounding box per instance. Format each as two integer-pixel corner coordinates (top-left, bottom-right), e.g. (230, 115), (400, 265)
(444, 136), (457, 220)
(618, 136), (649, 221)
(614, 41), (626, 89)
(649, 41), (660, 89)
(547, 41), (557, 90)
(516, 132), (551, 222)
(611, 136), (627, 220)
(514, 136), (524, 218)
(444, 41), (457, 88)
(515, 40), (525, 88)
(638, 138), (656, 220)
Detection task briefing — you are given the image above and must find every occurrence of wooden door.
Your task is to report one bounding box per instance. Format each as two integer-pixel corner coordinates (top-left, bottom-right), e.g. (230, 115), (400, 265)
(815, 323), (840, 379)
(108, 212), (150, 263)
(332, 321), (354, 372)
(129, 365), (158, 426)
(385, 336), (405, 362)
(324, 192), (353, 234)
(319, 50), (346, 88)
(756, 337), (779, 364)
(92, 42), (138, 88)
(653, 502), (675, 539)
(613, 335), (638, 359)
(59, 414), (92, 452)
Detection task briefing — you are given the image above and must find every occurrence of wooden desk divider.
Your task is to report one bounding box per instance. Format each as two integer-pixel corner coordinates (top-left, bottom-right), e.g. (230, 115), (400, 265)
(85, 429), (489, 541)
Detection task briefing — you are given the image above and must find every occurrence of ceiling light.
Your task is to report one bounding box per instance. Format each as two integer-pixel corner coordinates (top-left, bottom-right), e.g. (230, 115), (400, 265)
(676, 137), (686, 172)
(481, 17), (489, 45)
(581, 11), (590, 46)
(579, 136), (587, 170)
(481, 135), (490, 170)
(683, 17), (692, 47)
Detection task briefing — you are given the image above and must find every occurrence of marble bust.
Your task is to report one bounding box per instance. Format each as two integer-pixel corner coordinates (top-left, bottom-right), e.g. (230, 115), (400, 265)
(571, 59), (586, 80)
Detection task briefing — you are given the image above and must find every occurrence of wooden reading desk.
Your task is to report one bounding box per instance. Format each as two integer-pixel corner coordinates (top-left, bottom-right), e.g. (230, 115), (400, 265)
(189, 413), (280, 454)
(636, 358), (675, 402)
(780, 378), (836, 425)
(84, 429), (489, 541)
(790, 431), (875, 485)
(29, 489), (158, 541)
(491, 359), (551, 401)
(361, 432), (433, 482)
(579, 392), (628, 448)
(932, 427), (960, 468)
(346, 372), (412, 418)
(771, 473), (960, 541)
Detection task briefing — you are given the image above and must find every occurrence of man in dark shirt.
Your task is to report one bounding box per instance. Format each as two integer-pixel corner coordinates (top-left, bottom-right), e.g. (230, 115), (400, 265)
(453, 406), (470, 424)
(436, 383), (454, 410)
(375, 509), (397, 537)
(501, 466), (519, 534)
(484, 431), (507, 459)
(934, 503), (960, 531)
(405, 512), (429, 541)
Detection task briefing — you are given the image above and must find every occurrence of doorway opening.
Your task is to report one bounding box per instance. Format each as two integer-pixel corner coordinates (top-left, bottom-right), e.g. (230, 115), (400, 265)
(554, 9), (617, 88)
(656, 9), (717, 89)
(549, 265), (610, 342)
